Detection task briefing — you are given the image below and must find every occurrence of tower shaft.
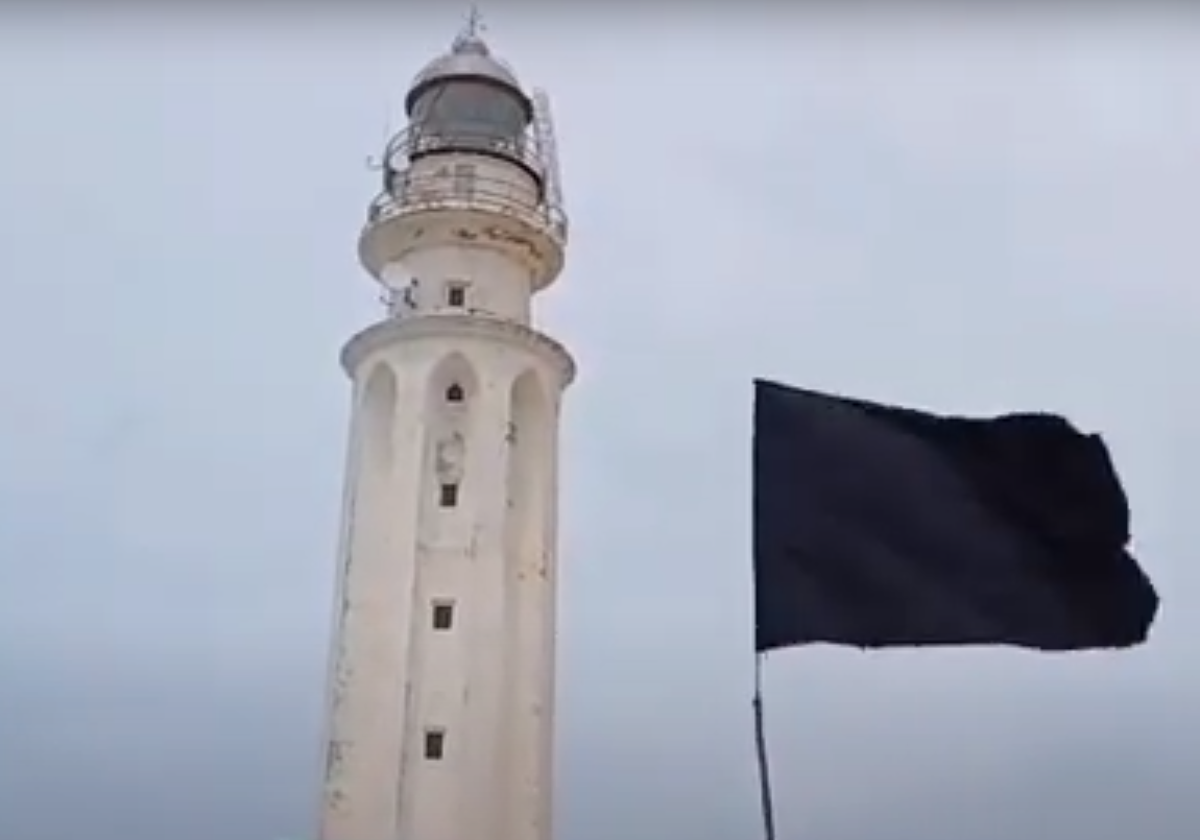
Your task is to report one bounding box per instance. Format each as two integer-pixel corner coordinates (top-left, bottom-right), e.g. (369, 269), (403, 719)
(318, 25), (572, 840)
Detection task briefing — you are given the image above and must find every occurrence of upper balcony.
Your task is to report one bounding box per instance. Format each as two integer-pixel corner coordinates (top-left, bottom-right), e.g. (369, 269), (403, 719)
(365, 124), (569, 250)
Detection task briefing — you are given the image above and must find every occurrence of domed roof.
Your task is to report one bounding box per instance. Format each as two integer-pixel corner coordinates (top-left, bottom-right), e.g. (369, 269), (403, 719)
(404, 33), (527, 116)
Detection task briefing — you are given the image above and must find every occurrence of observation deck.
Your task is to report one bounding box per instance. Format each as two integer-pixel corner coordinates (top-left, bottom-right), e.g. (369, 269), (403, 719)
(359, 123), (569, 289)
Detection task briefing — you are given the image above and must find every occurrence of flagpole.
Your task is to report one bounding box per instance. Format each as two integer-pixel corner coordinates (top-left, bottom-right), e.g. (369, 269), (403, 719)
(752, 652), (777, 840)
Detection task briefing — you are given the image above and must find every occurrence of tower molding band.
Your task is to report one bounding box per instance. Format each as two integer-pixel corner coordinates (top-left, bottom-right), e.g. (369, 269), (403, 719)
(341, 314), (576, 390)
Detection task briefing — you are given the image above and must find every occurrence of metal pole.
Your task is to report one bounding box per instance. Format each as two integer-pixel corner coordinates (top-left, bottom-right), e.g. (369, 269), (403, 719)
(752, 653), (777, 840)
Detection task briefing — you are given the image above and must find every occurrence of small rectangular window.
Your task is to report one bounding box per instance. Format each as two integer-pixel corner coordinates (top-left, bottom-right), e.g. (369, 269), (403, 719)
(432, 601), (455, 631)
(424, 729), (446, 760)
(446, 284), (467, 308)
(439, 483), (459, 508)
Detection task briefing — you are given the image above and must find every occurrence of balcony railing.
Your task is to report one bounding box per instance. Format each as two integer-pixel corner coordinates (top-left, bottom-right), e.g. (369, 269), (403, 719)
(367, 164), (568, 245)
(388, 124), (546, 179)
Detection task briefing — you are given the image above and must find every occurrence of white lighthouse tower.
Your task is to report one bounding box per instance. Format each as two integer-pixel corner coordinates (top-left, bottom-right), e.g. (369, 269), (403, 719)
(319, 16), (574, 840)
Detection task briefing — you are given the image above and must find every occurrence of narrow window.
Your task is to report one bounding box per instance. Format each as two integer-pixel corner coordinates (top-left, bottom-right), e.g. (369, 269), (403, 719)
(439, 483), (459, 508)
(431, 601), (455, 631)
(424, 729), (446, 760)
(446, 283), (467, 308)
(445, 383), (464, 403)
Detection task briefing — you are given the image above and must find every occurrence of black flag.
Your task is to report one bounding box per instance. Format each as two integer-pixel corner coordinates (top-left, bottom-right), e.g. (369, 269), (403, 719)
(752, 379), (1159, 652)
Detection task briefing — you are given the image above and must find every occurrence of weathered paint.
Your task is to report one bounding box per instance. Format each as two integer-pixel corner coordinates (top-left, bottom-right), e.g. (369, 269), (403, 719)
(317, 54), (571, 840)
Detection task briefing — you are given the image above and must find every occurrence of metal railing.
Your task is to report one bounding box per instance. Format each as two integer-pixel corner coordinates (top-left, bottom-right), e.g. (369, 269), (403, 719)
(384, 123), (545, 180)
(367, 164), (568, 244)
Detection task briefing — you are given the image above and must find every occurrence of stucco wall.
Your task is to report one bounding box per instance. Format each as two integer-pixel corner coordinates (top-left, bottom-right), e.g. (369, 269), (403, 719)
(320, 315), (570, 840)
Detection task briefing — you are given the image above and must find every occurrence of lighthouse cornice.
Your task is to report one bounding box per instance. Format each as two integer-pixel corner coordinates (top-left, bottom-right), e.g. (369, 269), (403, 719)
(340, 313), (576, 390)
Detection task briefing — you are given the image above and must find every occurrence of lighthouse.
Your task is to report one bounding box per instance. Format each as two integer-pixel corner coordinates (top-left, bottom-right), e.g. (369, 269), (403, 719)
(318, 16), (573, 840)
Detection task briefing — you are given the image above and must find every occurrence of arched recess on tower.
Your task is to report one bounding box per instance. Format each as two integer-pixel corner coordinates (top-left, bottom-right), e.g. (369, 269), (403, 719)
(418, 351), (479, 544)
(504, 368), (553, 588)
(424, 350), (480, 417)
(502, 366), (555, 834)
(422, 351), (480, 488)
(360, 362), (398, 476)
(506, 368), (550, 529)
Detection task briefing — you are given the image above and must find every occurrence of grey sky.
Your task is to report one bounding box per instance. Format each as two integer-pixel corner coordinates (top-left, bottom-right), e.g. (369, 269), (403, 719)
(1, 8), (1198, 840)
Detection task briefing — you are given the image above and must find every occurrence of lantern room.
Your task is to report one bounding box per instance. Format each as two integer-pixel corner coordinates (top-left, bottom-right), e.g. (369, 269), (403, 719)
(402, 28), (536, 173)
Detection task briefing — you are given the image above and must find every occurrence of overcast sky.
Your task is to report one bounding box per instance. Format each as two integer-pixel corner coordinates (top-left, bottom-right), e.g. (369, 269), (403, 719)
(1, 7), (1198, 840)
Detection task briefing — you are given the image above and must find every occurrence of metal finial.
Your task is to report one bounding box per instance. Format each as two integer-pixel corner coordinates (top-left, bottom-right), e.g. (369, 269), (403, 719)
(456, 5), (486, 45)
